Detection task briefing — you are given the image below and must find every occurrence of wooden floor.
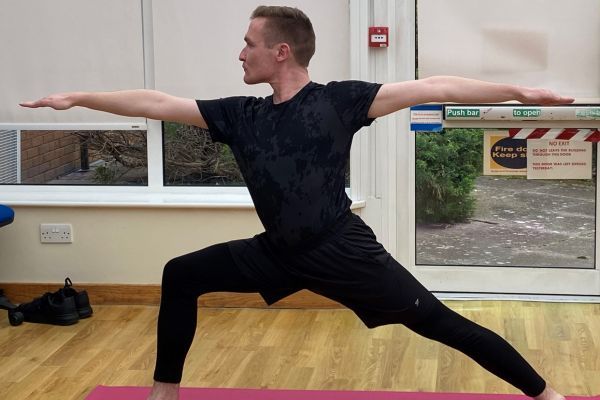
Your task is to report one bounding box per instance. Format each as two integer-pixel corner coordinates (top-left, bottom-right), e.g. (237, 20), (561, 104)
(0, 300), (598, 400)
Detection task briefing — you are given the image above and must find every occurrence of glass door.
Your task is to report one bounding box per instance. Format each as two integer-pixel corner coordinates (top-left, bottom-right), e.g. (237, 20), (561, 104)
(412, 0), (600, 296)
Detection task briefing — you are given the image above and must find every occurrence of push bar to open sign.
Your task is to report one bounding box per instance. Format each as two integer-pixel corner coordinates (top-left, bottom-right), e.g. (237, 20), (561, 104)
(444, 105), (600, 121)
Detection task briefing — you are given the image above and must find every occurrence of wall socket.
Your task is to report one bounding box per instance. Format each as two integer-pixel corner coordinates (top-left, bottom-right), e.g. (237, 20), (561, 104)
(40, 223), (73, 243)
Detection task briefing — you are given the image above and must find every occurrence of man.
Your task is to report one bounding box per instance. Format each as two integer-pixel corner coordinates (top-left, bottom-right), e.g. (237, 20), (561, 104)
(21, 6), (572, 400)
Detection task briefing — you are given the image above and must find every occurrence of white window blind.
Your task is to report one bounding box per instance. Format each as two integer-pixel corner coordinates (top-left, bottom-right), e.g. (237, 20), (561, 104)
(0, 0), (146, 125)
(417, 0), (600, 99)
(0, 130), (18, 183)
(151, 0), (350, 100)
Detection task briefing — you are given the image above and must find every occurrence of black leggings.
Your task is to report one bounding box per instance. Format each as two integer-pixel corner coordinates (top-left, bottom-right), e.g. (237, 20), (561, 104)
(153, 243), (546, 397)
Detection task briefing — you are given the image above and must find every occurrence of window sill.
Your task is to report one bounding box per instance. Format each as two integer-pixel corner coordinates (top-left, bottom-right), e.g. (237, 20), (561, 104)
(0, 187), (366, 210)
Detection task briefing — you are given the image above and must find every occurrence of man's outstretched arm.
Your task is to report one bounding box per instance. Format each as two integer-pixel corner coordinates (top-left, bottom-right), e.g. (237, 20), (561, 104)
(20, 90), (207, 129)
(368, 76), (575, 119)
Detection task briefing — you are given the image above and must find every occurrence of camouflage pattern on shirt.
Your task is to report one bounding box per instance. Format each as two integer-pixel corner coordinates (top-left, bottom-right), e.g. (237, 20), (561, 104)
(197, 80), (382, 249)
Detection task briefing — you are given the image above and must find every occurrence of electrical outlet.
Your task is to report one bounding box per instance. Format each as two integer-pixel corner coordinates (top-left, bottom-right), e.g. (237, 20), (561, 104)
(40, 223), (73, 243)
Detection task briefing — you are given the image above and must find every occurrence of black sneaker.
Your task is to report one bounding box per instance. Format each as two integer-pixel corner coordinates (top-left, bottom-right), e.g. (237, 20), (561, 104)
(16, 290), (79, 326)
(61, 278), (93, 319)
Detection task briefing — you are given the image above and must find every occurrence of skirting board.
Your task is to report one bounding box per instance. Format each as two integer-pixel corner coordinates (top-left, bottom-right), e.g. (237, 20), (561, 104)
(0, 283), (343, 308)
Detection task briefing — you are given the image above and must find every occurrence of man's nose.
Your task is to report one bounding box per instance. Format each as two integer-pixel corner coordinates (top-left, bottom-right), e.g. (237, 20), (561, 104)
(239, 48), (246, 61)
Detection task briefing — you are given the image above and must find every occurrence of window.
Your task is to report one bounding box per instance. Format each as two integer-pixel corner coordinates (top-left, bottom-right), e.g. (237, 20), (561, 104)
(163, 123), (243, 186)
(162, 122), (351, 188)
(415, 128), (596, 269)
(2, 130), (148, 186)
(2, 0), (354, 206)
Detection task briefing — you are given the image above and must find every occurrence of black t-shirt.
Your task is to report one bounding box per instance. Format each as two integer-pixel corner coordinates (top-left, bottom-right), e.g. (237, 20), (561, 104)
(197, 80), (382, 249)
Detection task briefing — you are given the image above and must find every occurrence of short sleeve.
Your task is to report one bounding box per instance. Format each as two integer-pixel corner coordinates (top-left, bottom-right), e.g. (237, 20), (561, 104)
(196, 97), (246, 145)
(325, 80), (383, 133)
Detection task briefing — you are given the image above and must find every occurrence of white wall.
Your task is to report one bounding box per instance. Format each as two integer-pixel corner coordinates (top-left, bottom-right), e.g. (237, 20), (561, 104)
(0, 206), (262, 283)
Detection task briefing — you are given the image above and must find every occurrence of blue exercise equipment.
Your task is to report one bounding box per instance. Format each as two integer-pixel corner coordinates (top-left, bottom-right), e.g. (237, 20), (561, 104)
(0, 205), (24, 325)
(0, 205), (14, 228)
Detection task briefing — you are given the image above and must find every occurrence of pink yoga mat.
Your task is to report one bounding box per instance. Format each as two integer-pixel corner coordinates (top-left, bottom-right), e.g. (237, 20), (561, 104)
(86, 386), (599, 400)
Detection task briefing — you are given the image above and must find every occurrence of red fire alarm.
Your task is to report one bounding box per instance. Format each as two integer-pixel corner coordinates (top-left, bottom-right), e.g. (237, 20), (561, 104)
(369, 26), (389, 48)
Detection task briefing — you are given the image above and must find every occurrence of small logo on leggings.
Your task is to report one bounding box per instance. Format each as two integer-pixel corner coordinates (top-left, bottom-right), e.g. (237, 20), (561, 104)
(415, 298), (420, 307)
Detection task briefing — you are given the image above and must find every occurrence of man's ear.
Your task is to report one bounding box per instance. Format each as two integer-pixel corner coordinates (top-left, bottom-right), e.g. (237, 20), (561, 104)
(275, 43), (292, 62)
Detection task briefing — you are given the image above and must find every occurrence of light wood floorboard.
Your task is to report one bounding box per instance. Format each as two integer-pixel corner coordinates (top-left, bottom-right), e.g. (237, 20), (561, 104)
(0, 300), (598, 399)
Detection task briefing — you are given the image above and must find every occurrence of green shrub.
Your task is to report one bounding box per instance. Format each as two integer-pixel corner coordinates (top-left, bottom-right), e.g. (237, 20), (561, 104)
(415, 128), (483, 223)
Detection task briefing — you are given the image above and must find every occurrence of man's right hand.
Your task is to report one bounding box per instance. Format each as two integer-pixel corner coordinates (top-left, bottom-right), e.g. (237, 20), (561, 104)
(20, 93), (77, 110)
(517, 87), (574, 106)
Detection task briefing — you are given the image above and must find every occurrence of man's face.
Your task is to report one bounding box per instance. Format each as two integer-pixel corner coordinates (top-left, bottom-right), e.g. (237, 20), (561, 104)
(239, 18), (279, 84)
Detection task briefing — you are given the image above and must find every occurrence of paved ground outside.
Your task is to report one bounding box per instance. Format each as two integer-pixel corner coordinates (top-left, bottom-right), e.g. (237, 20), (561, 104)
(47, 162), (147, 185)
(416, 175), (596, 269)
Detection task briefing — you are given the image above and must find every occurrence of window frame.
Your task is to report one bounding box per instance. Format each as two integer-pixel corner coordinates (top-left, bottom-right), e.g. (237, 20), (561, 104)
(0, 120), (364, 209)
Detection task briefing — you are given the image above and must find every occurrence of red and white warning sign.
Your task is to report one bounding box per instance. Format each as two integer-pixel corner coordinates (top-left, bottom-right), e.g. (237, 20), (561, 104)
(508, 128), (600, 142)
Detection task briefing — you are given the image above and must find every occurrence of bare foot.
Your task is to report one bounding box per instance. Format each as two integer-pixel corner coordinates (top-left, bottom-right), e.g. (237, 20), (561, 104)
(534, 385), (566, 400)
(146, 381), (180, 400)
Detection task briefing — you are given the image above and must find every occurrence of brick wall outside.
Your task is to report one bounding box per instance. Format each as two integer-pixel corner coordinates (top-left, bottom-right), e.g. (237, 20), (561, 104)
(21, 131), (81, 184)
